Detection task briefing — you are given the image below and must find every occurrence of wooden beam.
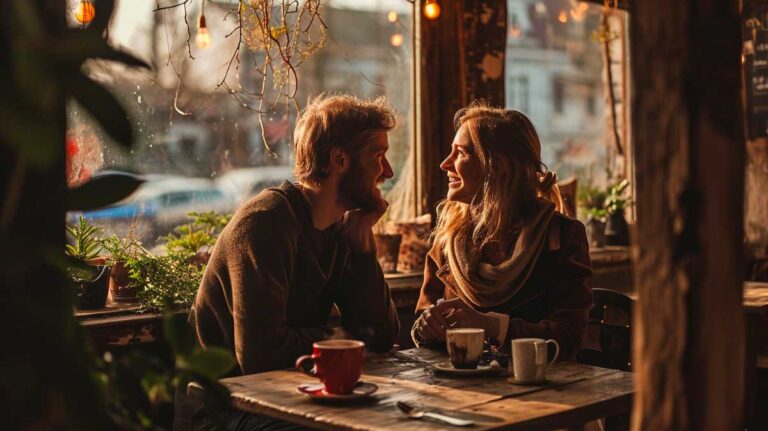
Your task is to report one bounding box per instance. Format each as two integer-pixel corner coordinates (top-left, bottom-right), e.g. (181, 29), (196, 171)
(630, 0), (745, 429)
(417, 0), (506, 217)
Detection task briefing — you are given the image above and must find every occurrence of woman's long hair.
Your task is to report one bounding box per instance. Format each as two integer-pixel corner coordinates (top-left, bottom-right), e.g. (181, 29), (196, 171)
(432, 103), (565, 253)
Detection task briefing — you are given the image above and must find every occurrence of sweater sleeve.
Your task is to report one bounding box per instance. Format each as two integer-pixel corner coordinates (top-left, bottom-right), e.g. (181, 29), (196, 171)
(335, 250), (400, 353)
(225, 210), (331, 374)
(503, 219), (593, 359)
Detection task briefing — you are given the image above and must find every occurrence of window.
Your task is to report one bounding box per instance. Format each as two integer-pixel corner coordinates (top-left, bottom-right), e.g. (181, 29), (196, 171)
(66, 0), (414, 246)
(505, 0), (630, 193)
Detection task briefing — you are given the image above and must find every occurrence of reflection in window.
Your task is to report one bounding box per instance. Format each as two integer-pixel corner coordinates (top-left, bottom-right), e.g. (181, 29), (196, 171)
(66, 0), (414, 246)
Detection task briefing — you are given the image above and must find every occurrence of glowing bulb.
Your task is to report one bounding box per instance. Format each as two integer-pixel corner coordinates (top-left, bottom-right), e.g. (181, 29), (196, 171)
(195, 15), (211, 49)
(424, 0), (441, 20)
(390, 33), (404, 47)
(509, 26), (522, 38)
(75, 0), (96, 24)
(558, 10), (568, 23)
(387, 11), (398, 23)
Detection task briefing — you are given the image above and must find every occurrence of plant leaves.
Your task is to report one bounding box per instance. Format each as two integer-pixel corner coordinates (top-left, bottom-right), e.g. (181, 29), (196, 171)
(69, 72), (133, 148)
(51, 30), (151, 69)
(179, 348), (236, 379)
(67, 171), (143, 211)
(163, 312), (196, 357)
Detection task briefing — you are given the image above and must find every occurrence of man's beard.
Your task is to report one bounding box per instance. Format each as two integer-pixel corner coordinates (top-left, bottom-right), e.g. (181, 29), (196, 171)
(338, 159), (383, 212)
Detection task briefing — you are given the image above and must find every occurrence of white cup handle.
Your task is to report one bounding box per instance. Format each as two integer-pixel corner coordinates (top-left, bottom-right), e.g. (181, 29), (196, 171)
(545, 339), (560, 367)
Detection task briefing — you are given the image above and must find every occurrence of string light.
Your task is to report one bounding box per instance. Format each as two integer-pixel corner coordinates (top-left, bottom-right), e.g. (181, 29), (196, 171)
(75, 0), (96, 24)
(390, 33), (404, 47)
(424, 0), (441, 20)
(195, 1), (211, 49)
(387, 11), (398, 23)
(558, 10), (568, 24)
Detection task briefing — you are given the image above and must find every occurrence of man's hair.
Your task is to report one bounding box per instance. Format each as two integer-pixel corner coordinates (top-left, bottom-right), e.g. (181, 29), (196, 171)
(293, 94), (396, 184)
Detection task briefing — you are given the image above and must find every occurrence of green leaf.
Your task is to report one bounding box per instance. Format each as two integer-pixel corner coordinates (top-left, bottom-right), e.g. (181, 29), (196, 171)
(179, 348), (236, 379)
(0, 101), (59, 168)
(163, 312), (196, 357)
(67, 172), (143, 211)
(51, 30), (151, 69)
(12, 0), (43, 40)
(69, 72), (133, 148)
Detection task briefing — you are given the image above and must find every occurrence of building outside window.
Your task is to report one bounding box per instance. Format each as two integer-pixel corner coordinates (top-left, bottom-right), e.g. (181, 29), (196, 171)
(505, 0), (630, 195)
(66, 0), (414, 246)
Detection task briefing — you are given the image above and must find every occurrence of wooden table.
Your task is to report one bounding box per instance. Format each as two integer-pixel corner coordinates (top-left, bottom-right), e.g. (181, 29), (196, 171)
(190, 348), (634, 430)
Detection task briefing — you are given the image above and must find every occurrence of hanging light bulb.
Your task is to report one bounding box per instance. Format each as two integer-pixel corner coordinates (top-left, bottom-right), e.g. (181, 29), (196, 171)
(195, 14), (211, 49)
(424, 0), (441, 20)
(75, 0), (96, 24)
(558, 10), (568, 24)
(387, 11), (398, 23)
(390, 33), (404, 47)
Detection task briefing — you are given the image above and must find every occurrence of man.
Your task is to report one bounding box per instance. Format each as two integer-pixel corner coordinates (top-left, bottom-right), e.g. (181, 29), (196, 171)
(191, 93), (400, 375)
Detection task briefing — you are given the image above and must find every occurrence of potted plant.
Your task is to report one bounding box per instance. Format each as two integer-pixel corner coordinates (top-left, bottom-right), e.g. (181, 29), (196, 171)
(603, 179), (631, 246)
(162, 211), (231, 267)
(66, 216), (110, 310)
(578, 185), (609, 248)
(101, 234), (148, 303)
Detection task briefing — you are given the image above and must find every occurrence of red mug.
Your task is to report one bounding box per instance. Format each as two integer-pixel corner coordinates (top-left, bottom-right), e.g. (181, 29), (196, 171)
(295, 340), (365, 395)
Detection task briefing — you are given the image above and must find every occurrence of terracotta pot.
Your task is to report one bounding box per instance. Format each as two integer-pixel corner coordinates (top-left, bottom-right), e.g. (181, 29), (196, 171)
(373, 233), (402, 273)
(73, 265), (110, 310)
(109, 261), (141, 303)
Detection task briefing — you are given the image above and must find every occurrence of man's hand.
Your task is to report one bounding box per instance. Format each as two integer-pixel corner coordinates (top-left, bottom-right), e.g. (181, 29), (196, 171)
(343, 199), (388, 253)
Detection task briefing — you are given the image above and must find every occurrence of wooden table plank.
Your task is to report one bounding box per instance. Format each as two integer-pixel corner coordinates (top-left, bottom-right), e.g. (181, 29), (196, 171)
(191, 348), (634, 431)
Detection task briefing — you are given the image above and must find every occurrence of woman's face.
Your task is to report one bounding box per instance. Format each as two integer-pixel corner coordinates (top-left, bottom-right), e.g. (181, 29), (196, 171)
(440, 125), (483, 204)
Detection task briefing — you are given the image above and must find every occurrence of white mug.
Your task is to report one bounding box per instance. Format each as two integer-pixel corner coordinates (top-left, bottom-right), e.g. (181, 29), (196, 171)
(510, 338), (560, 383)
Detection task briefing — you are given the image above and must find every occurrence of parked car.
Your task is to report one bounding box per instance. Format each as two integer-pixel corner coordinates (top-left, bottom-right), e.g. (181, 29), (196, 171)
(216, 165), (294, 207)
(68, 175), (235, 246)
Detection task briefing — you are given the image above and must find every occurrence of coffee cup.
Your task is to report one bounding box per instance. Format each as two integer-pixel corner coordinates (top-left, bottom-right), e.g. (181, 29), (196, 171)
(510, 338), (559, 383)
(446, 328), (485, 369)
(295, 339), (364, 395)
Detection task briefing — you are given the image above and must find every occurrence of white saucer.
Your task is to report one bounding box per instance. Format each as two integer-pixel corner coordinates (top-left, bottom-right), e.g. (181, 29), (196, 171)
(433, 362), (506, 376)
(297, 382), (378, 401)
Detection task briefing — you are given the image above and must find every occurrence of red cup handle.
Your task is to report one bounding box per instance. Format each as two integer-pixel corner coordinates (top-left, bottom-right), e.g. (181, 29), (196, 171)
(296, 354), (318, 377)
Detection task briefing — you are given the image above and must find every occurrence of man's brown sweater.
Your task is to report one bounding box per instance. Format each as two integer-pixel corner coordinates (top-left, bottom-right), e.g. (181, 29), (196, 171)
(189, 181), (400, 375)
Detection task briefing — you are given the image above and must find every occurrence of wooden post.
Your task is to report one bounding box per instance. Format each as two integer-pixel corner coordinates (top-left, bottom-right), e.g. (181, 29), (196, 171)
(417, 0), (506, 217)
(630, 0), (745, 429)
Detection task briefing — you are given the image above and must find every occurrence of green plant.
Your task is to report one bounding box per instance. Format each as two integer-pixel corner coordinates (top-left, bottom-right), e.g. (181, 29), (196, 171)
(578, 186), (609, 220)
(162, 211), (231, 256)
(605, 179), (631, 215)
(101, 234), (147, 266)
(65, 216), (104, 262)
(130, 251), (204, 313)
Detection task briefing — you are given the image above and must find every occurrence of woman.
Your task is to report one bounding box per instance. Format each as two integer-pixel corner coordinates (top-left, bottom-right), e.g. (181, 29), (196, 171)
(412, 104), (593, 360)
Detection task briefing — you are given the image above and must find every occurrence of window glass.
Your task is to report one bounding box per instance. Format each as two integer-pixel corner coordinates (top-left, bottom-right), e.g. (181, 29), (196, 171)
(505, 0), (629, 193)
(66, 0), (414, 246)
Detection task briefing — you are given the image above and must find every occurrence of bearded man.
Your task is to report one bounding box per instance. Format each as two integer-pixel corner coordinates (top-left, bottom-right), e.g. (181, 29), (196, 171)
(189, 95), (400, 378)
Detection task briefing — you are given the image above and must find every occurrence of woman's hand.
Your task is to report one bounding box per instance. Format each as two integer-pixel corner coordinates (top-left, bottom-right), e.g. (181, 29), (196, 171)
(437, 298), (501, 340)
(415, 298), (501, 341)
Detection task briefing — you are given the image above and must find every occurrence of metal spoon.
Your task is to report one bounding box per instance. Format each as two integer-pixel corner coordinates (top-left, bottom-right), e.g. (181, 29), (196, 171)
(396, 401), (474, 427)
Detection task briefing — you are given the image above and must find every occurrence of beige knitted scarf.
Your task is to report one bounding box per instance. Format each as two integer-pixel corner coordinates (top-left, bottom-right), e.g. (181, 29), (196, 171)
(445, 199), (555, 308)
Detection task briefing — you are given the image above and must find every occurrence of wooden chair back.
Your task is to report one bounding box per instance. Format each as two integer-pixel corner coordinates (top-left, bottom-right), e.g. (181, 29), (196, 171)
(557, 176), (578, 217)
(576, 288), (634, 372)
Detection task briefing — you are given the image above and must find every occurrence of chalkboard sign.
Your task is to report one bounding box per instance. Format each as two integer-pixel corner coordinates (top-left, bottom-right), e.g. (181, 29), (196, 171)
(744, 1), (768, 139)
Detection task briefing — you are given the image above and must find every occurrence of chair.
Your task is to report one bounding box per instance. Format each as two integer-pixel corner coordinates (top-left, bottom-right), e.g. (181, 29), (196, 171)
(577, 288), (634, 431)
(557, 176), (578, 218)
(577, 288), (634, 372)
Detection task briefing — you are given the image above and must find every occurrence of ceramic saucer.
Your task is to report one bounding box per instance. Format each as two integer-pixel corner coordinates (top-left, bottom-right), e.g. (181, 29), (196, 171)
(507, 377), (550, 386)
(433, 362), (506, 376)
(297, 382), (378, 401)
